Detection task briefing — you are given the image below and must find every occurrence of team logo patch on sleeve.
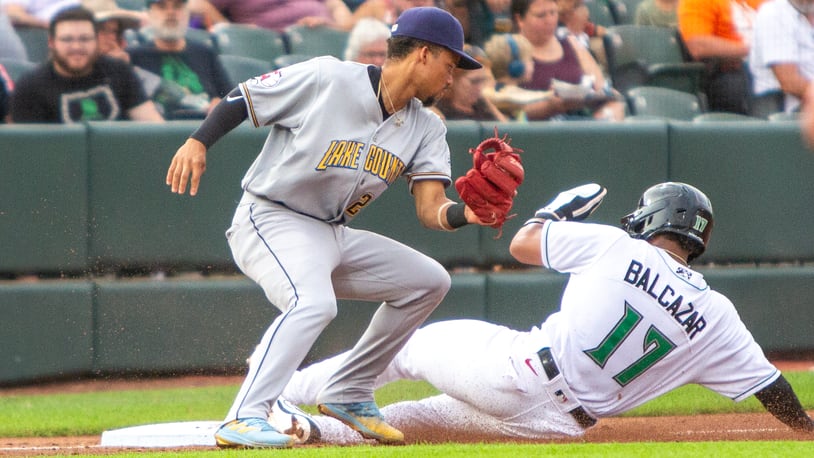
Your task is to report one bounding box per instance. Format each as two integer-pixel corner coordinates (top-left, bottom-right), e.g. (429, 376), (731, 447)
(254, 70), (283, 88)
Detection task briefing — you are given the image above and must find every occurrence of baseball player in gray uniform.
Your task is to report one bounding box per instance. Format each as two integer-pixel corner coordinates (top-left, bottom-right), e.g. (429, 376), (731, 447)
(273, 183), (814, 444)
(165, 6), (492, 449)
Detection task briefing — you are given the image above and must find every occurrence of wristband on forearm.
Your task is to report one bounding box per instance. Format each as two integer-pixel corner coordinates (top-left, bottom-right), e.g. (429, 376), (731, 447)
(447, 202), (468, 229)
(437, 202), (468, 231)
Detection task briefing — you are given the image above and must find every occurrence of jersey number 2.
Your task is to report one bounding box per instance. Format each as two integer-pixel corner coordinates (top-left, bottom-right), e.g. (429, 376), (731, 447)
(583, 301), (677, 386)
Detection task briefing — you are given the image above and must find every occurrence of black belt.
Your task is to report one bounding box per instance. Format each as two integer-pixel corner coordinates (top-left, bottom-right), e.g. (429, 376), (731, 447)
(537, 348), (597, 429)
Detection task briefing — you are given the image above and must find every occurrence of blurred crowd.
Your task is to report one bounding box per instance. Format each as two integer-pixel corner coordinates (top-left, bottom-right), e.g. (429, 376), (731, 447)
(1, 0), (812, 124)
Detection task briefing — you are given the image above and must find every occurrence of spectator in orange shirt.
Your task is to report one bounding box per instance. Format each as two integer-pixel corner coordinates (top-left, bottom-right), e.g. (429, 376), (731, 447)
(677, 0), (764, 114)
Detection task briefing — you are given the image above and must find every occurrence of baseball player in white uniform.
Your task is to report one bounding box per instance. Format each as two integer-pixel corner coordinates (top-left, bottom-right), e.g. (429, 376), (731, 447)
(165, 7), (493, 449)
(274, 183), (814, 444)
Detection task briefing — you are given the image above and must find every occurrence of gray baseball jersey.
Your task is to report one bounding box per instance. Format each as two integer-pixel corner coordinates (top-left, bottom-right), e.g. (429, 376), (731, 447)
(237, 56), (451, 223)
(280, 221), (780, 442)
(222, 57), (454, 423)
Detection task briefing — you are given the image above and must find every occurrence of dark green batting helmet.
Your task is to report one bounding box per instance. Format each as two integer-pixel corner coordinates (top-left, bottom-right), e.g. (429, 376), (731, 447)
(621, 182), (714, 262)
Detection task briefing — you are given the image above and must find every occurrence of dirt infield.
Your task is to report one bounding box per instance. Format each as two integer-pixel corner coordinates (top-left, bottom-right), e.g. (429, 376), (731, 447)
(2, 362), (813, 455)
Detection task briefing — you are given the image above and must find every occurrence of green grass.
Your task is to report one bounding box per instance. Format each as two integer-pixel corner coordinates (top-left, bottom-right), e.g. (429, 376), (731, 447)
(626, 371), (814, 417)
(2, 372), (812, 457)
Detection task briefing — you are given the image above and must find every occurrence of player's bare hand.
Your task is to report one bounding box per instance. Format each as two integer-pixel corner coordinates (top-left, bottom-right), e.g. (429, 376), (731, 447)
(166, 138), (207, 196)
(464, 204), (497, 226)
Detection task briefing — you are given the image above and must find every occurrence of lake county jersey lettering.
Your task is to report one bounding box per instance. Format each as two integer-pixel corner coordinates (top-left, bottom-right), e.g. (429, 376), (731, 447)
(622, 259), (707, 339)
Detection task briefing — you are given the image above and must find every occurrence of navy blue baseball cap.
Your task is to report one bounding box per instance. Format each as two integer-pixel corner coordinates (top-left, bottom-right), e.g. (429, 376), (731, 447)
(390, 7), (482, 70)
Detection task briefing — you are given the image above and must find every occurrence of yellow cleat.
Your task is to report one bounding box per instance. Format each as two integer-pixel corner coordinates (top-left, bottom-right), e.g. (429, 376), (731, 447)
(214, 418), (295, 448)
(318, 402), (404, 444)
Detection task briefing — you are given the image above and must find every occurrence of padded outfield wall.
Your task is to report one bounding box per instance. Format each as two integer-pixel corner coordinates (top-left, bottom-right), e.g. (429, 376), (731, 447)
(1, 120), (813, 384)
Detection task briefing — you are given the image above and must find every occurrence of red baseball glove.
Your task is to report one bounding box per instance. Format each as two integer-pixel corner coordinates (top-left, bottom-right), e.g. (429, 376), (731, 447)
(455, 129), (524, 237)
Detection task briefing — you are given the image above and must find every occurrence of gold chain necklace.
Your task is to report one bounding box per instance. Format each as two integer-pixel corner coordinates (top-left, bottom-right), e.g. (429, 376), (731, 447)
(379, 76), (404, 127)
(663, 248), (688, 266)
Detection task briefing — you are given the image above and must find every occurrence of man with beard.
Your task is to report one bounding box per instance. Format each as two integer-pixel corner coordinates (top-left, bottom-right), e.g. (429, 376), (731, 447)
(165, 6), (491, 448)
(10, 6), (163, 122)
(128, 0), (231, 119)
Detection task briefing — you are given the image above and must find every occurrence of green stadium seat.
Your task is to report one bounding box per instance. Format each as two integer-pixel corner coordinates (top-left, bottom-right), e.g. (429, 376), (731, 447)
(211, 23), (287, 62)
(585, 0), (617, 28)
(627, 86), (704, 120)
(284, 24), (349, 59)
(13, 26), (49, 63)
(218, 53), (273, 86)
(692, 112), (759, 123)
(604, 25), (705, 95)
(273, 53), (312, 69)
(0, 57), (37, 83)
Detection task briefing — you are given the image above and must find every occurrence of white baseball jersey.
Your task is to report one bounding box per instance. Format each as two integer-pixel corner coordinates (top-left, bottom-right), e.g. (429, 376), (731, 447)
(238, 57), (451, 223)
(281, 221), (781, 442)
(531, 221), (779, 417)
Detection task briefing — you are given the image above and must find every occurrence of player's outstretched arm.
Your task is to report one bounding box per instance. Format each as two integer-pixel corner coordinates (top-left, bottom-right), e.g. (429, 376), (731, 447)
(754, 374), (814, 432)
(510, 183), (607, 266)
(165, 86), (249, 196)
(412, 180), (486, 230)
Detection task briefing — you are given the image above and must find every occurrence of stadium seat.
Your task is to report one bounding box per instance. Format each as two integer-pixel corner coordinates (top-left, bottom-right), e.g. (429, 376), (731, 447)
(603, 25), (705, 95)
(768, 111), (800, 122)
(128, 26), (215, 49)
(0, 57), (37, 82)
(749, 91), (784, 119)
(284, 24), (349, 59)
(627, 86), (704, 120)
(211, 23), (287, 62)
(273, 53), (312, 69)
(13, 26), (49, 63)
(584, 0), (617, 28)
(692, 112), (758, 123)
(218, 54), (272, 86)
(607, 0), (644, 25)
(115, 0), (147, 10)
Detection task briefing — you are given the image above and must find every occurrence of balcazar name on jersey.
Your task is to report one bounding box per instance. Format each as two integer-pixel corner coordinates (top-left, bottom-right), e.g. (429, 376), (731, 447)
(623, 260), (707, 339)
(316, 140), (406, 185)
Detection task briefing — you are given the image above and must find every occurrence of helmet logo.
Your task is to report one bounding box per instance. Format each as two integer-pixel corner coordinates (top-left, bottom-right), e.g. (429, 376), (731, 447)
(693, 215), (709, 233)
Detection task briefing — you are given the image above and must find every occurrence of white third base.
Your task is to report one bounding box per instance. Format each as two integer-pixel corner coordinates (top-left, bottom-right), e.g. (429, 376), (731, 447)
(100, 421), (220, 447)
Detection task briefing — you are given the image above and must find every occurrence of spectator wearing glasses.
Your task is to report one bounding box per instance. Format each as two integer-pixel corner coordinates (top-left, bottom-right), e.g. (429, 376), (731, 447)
(10, 6), (163, 122)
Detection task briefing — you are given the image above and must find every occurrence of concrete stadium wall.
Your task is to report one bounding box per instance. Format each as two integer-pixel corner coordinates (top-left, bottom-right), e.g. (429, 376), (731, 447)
(1, 120), (813, 384)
